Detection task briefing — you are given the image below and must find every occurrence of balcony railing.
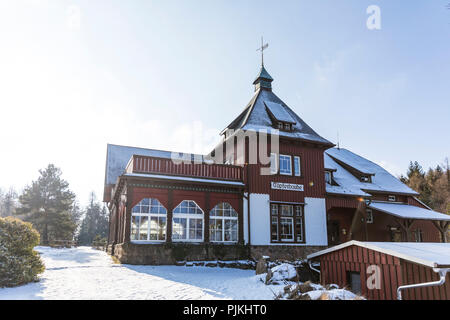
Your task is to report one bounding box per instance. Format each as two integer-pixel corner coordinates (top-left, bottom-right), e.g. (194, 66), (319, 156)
(126, 155), (243, 182)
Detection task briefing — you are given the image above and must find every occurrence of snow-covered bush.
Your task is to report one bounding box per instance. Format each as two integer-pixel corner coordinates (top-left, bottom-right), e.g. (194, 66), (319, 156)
(266, 263), (298, 284)
(0, 217), (45, 287)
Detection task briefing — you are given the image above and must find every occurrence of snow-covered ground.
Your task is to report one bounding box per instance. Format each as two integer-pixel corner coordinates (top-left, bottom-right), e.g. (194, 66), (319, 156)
(0, 246), (279, 300)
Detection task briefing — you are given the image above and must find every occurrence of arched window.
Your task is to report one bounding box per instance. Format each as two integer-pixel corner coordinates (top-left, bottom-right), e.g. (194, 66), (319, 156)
(209, 202), (238, 243)
(172, 200), (204, 242)
(131, 198), (167, 241)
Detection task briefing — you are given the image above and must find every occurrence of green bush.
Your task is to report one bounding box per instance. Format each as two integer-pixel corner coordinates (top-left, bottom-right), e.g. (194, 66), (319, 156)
(0, 217), (45, 287)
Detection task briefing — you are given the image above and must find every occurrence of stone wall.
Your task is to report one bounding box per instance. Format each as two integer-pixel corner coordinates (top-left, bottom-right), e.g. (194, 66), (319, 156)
(110, 242), (326, 265)
(112, 242), (249, 265)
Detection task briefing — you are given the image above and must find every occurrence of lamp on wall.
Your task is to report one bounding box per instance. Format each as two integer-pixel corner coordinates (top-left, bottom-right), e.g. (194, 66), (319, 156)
(342, 228), (347, 235)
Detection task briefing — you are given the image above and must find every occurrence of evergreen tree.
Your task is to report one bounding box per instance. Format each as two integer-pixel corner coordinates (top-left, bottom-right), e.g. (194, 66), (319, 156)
(77, 192), (109, 245)
(0, 187), (17, 217)
(401, 160), (450, 214)
(16, 164), (77, 245)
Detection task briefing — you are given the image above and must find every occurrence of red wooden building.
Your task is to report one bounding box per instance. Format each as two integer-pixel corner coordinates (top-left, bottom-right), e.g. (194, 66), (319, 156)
(103, 64), (449, 265)
(307, 241), (450, 300)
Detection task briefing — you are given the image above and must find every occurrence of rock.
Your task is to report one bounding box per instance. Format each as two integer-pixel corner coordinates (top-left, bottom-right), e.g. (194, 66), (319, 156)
(255, 258), (268, 275)
(270, 263), (298, 282)
(298, 281), (314, 294)
(205, 262), (217, 268)
(325, 283), (339, 290)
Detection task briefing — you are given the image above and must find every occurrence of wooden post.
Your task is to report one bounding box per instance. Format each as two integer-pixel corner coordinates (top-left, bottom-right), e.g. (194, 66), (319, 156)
(124, 186), (133, 243)
(395, 218), (413, 242)
(204, 191), (210, 243)
(238, 192), (244, 244)
(432, 221), (449, 243)
(167, 189), (173, 243)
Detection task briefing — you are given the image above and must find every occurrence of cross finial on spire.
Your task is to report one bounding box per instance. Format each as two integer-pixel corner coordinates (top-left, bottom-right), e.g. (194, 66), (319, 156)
(256, 37), (269, 67)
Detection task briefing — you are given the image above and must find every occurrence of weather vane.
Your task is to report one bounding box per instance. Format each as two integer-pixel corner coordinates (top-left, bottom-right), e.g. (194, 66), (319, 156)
(256, 37), (269, 67)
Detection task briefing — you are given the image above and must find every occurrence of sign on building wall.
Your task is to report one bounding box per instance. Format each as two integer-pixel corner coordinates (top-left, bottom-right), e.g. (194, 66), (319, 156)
(271, 182), (304, 192)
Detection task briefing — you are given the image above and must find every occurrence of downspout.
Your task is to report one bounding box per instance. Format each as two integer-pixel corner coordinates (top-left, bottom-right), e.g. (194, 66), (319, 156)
(308, 260), (320, 274)
(397, 268), (449, 300)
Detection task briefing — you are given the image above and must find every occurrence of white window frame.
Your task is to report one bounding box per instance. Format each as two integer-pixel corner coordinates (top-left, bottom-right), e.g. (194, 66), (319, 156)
(388, 195), (396, 202)
(131, 198), (167, 242)
(325, 171), (332, 184)
(279, 154), (292, 175)
(280, 217), (295, 242)
(172, 200), (204, 242)
(209, 203), (239, 243)
(294, 156), (301, 176)
(366, 209), (373, 224)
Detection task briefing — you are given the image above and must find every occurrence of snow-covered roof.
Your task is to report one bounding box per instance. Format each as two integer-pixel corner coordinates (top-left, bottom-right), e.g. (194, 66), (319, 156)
(223, 86), (334, 145)
(265, 101), (296, 124)
(104, 144), (205, 186)
(369, 201), (450, 221)
(307, 241), (450, 269)
(123, 173), (245, 186)
(325, 148), (418, 196)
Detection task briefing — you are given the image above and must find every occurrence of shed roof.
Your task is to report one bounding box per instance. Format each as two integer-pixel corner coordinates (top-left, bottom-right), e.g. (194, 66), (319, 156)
(307, 241), (450, 268)
(369, 201), (450, 221)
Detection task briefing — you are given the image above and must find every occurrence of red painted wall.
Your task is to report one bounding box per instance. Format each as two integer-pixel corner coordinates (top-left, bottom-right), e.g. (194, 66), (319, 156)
(318, 244), (450, 300)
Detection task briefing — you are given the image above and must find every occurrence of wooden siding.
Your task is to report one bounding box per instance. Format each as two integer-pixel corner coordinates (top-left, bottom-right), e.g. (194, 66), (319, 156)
(326, 196), (360, 211)
(243, 138), (327, 201)
(319, 245), (450, 300)
(128, 155), (243, 182)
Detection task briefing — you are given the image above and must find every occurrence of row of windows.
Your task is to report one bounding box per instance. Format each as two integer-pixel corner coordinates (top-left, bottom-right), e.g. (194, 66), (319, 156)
(131, 199), (238, 243)
(270, 154), (301, 176)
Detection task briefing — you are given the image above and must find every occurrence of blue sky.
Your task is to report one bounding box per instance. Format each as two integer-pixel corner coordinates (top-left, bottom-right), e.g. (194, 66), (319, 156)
(0, 1), (449, 205)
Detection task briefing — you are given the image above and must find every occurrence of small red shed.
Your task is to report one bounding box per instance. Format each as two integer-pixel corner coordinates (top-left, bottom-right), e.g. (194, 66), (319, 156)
(307, 241), (450, 300)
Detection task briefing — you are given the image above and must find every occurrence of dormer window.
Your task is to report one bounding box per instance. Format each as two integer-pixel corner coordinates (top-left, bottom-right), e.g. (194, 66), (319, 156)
(265, 101), (296, 132)
(388, 195), (396, 202)
(360, 175), (371, 183)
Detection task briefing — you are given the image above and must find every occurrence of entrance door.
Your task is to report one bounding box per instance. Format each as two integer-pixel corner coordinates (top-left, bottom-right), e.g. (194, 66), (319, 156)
(327, 221), (340, 246)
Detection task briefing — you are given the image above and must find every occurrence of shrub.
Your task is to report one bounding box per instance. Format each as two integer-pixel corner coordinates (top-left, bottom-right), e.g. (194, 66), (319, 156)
(0, 217), (45, 287)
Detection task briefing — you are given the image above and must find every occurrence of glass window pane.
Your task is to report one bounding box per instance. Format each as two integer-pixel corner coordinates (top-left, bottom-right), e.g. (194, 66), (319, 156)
(139, 216), (149, 240)
(294, 157), (301, 176)
(280, 217), (294, 241)
(271, 216), (278, 241)
(281, 205), (293, 216)
(279, 155), (292, 175)
(295, 217), (303, 242)
(159, 217), (166, 241)
(271, 204), (278, 215)
(131, 216), (139, 240)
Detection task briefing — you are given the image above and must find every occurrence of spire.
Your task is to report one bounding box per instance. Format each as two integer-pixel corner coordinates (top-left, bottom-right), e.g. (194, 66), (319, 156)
(254, 37), (273, 91)
(253, 65), (273, 91)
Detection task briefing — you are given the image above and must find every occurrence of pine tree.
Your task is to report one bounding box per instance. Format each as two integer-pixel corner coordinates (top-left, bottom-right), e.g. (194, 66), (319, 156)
(0, 187), (17, 217)
(77, 192), (109, 245)
(16, 164), (76, 245)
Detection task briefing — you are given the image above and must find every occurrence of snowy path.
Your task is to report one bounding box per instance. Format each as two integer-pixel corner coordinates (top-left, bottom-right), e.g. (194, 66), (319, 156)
(0, 247), (278, 300)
